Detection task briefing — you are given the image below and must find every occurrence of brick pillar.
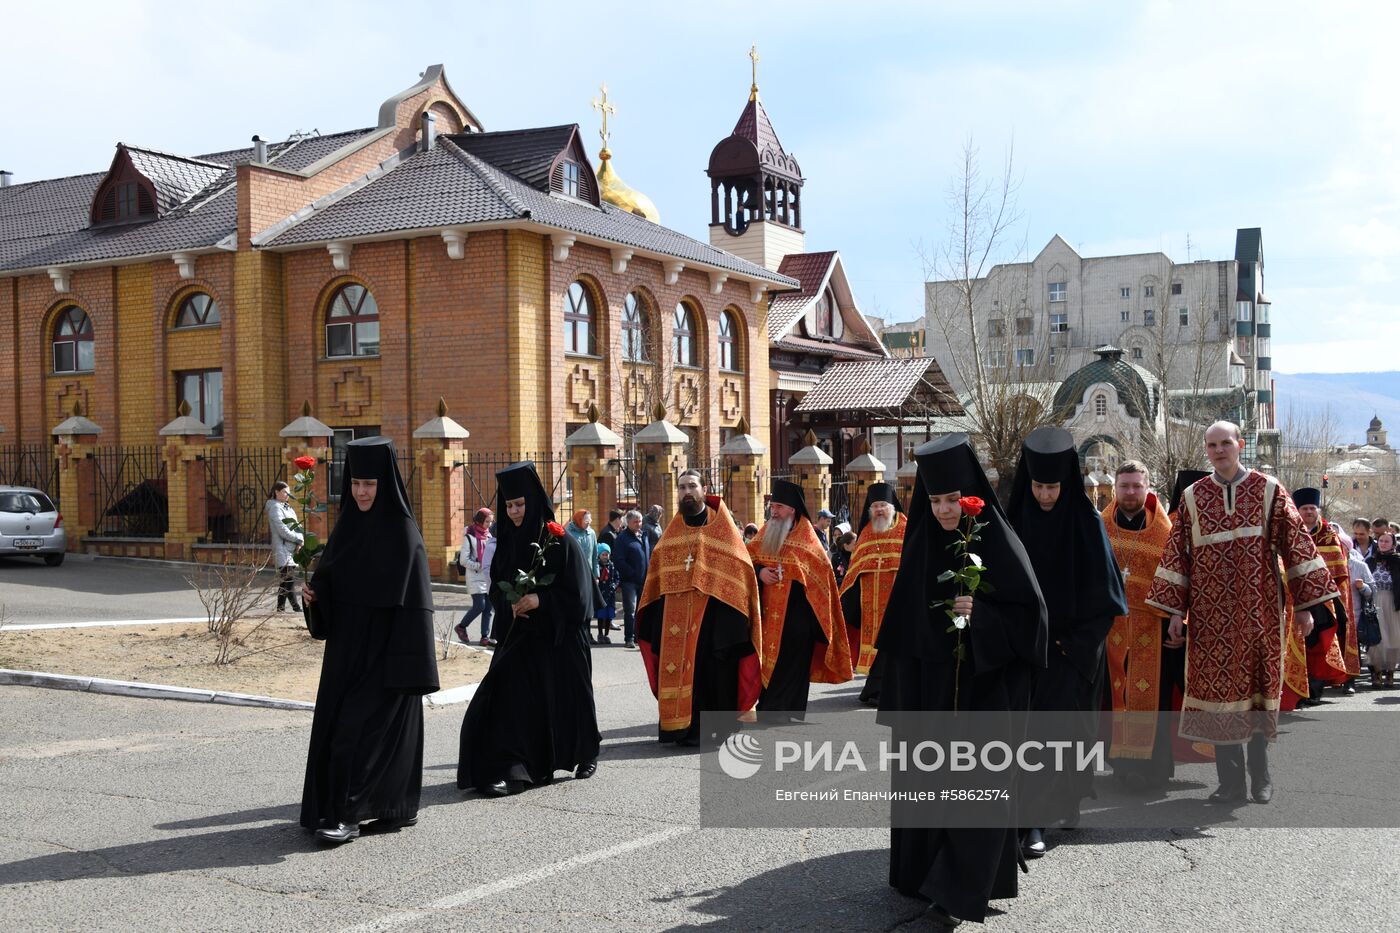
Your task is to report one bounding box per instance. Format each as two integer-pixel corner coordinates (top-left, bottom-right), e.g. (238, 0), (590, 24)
(789, 429), (833, 516)
(413, 399), (472, 580)
(158, 404), (212, 561)
(719, 415), (766, 527)
(844, 439), (886, 520)
(634, 404), (688, 518)
(896, 446), (919, 507)
(279, 401), (334, 544)
(51, 405), (104, 549)
(566, 404), (623, 529)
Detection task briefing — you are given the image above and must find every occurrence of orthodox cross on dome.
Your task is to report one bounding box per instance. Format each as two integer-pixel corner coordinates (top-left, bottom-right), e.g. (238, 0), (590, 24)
(591, 83), (616, 156)
(749, 44), (761, 101)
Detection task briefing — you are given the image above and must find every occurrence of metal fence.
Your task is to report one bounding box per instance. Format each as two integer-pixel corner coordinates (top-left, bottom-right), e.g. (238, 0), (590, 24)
(89, 446), (168, 538)
(460, 451), (573, 521)
(695, 456), (726, 497)
(829, 473), (851, 525)
(202, 447), (288, 544)
(0, 444), (59, 500)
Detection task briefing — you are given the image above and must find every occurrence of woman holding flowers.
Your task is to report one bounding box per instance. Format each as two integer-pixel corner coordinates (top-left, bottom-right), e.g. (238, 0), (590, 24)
(1007, 426), (1126, 858)
(297, 437), (440, 845)
(456, 462), (600, 797)
(876, 434), (1046, 929)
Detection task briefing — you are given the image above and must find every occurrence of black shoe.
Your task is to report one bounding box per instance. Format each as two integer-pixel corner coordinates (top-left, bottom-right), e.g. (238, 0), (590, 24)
(482, 781), (510, 797)
(624, 640), (638, 650)
(277, 600), (286, 612)
(1344, 684), (1356, 696)
(315, 822), (360, 844)
(1021, 828), (1046, 858)
(1250, 776), (1274, 804)
(575, 761), (597, 780)
(366, 815), (418, 833)
(1207, 785), (1248, 805)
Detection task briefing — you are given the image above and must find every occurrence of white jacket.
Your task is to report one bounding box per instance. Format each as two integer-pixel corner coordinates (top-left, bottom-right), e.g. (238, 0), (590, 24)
(266, 499), (303, 567)
(461, 530), (496, 595)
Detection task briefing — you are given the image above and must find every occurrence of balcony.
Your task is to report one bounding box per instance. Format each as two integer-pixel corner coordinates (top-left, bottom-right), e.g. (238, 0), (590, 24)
(1235, 320), (1255, 337)
(1257, 357), (1272, 372)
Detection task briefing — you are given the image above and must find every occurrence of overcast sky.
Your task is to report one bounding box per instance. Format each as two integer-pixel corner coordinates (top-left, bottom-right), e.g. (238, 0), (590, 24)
(5, 1), (1394, 374)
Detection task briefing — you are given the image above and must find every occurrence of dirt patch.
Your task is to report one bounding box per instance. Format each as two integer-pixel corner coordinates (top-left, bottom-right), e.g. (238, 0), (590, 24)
(0, 616), (490, 703)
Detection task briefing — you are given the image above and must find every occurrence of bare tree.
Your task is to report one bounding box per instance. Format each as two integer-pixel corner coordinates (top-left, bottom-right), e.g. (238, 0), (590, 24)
(1274, 403), (1341, 493)
(921, 137), (1066, 497)
(185, 556), (280, 666)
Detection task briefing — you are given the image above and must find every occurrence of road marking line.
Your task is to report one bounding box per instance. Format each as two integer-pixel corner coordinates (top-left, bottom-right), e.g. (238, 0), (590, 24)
(3, 617), (208, 631)
(342, 825), (691, 932)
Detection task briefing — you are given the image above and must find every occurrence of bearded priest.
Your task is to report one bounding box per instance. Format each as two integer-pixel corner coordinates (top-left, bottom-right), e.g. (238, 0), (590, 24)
(839, 482), (906, 706)
(748, 480), (852, 718)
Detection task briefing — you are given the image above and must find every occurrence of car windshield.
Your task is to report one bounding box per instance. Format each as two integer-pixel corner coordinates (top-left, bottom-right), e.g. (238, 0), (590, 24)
(0, 492), (54, 513)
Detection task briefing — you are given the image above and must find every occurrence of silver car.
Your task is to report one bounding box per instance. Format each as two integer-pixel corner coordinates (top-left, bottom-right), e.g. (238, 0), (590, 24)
(0, 485), (66, 566)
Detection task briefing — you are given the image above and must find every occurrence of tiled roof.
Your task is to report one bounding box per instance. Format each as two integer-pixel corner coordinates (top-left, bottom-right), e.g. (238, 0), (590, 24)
(793, 358), (963, 415)
(124, 147), (227, 214)
(767, 250), (837, 337)
(266, 137), (796, 286)
(731, 99), (800, 181)
(450, 126), (575, 191)
(773, 334), (885, 361)
(0, 128), (379, 273)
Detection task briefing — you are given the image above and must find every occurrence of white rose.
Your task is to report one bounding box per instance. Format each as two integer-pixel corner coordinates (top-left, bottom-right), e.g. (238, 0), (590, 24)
(952, 616), (969, 630)
(968, 553), (983, 568)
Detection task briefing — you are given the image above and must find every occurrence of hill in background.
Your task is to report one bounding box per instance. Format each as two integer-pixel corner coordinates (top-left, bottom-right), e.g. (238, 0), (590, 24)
(1272, 371), (1400, 443)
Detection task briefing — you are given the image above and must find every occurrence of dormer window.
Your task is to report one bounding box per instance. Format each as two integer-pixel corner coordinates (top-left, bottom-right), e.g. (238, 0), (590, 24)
(561, 161), (581, 198)
(95, 179), (155, 224)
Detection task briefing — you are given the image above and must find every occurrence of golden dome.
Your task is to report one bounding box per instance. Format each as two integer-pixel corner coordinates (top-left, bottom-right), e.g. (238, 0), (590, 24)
(596, 147), (659, 222)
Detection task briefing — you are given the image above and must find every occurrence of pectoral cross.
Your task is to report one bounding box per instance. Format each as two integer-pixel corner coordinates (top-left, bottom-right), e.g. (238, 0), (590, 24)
(685, 550), (695, 573)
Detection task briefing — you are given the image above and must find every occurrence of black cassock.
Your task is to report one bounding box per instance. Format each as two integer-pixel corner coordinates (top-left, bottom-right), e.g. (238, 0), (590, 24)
(877, 435), (1047, 925)
(1008, 428), (1126, 826)
(300, 437), (440, 830)
(457, 463), (600, 790)
(756, 581), (825, 716)
(638, 597), (753, 744)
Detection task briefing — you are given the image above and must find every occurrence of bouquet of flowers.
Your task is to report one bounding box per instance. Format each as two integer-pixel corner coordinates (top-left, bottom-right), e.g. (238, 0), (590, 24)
(934, 496), (993, 711)
(283, 455), (328, 638)
(497, 521), (567, 605)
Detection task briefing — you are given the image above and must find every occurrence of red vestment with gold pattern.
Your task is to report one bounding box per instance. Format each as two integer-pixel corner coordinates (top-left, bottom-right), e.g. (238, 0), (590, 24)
(1145, 470), (1338, 743)
(838, 512), (906, 675)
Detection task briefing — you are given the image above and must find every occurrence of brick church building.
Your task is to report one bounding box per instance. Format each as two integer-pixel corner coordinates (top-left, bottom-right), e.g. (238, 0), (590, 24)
(0, 65), (791, 463)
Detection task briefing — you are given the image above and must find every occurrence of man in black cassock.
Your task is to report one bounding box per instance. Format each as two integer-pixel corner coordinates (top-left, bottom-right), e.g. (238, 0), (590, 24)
(749, 481), (852, 720)
(456, 462), (600, 796)
(299, 437), (440, 844)
(1008, 427), (1127, 857)
(636, 470), (762, 747)
(877, 434), (1047, 928)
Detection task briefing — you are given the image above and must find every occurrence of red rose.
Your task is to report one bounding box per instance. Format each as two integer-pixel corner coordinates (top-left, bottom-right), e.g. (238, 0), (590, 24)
(293, 456), (317, 470)
(546, 521), (566, 538)
(959, 496), (985, 517)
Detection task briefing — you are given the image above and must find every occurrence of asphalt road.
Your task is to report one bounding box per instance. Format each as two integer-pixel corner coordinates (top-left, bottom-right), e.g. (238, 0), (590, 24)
(2, 632), (1399, 932)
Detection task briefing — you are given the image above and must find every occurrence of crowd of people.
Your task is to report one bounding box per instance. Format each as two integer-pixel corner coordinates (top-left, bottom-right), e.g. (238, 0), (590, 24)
(287, 420), (1397, 929)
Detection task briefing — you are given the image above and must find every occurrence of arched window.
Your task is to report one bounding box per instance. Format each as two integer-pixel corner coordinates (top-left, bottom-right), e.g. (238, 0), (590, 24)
(565, 281), (596, 355)
(325, 283), (379, 358)
(175, 292), (220, 328)
(52, 307), (94, 373)
(673, 302), (697, 367)
(622, 291), (649, 362)
(718, 310), (741, 372)
(1094, 393), (1107, 417)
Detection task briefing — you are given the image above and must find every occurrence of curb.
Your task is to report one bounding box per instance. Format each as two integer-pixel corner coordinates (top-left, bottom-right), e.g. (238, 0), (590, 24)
(76, 553), (471, 594)
(0, 669), (312, 711)
(0, 669), (480, 710)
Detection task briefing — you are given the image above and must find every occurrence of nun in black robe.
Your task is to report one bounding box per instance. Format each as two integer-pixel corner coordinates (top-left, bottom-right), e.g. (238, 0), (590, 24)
(299, 437), (440, 844)
(840, 482), (905, 706)
(1008, 427), (1127, 843)
(876, 434), (1048, 926)
(456, 462), (601, 796)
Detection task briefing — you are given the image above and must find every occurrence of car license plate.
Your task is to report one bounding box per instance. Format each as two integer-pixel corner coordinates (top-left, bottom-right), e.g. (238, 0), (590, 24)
(13, 538), (41, 549)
